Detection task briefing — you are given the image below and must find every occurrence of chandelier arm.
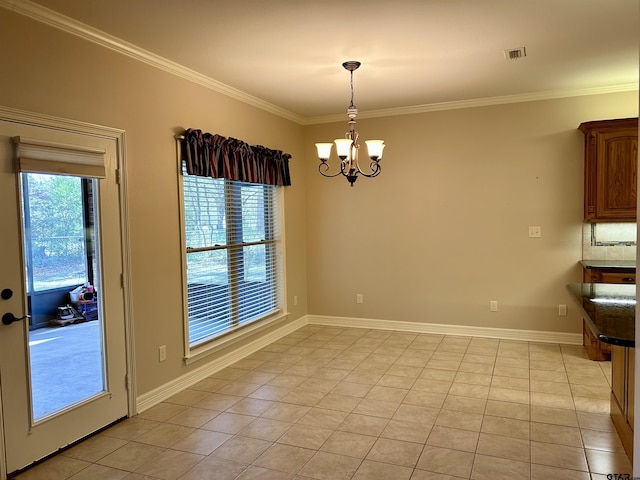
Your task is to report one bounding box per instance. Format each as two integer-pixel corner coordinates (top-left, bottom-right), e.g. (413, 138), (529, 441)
(352, 143), (380, 176)
(354, 162), (382, 178)
(318, 161), (350, 178)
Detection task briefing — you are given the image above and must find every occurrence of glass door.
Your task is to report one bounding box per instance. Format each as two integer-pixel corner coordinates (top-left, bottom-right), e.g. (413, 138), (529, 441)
(0, 119), (129, 475)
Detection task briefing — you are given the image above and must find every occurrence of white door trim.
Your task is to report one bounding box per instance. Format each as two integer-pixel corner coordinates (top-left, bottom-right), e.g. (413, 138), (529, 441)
(0, 105), (135, 479)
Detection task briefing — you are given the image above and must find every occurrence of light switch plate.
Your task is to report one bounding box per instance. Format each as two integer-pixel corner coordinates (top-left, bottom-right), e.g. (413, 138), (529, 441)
(528, 226), (541, 238)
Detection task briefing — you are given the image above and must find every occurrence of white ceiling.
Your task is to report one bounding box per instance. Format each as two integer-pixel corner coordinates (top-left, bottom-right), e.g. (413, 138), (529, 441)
(18, 0), (640, 122)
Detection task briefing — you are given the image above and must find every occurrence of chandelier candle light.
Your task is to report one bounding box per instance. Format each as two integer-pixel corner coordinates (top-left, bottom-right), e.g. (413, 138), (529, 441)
(315, 61), (385, 187)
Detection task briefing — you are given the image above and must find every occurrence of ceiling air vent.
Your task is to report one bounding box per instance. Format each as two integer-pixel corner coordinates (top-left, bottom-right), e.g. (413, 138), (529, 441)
(504, 47), (526, 60)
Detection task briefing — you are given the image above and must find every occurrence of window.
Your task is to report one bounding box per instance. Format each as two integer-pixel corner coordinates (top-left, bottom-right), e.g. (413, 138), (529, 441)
(21, 173), (97, 293)
(13, 136), (106, 296)
(590, 222), (637, 246)
(181, 165), (282, 348)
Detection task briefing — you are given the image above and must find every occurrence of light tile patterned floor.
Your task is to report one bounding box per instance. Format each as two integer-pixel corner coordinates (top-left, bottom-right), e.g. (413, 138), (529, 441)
(12, 325), (633, 479)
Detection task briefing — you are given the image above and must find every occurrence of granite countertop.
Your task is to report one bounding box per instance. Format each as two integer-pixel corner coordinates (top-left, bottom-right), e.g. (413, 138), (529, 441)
(581, 260), (636, 269)
(566, 283), (635, 347)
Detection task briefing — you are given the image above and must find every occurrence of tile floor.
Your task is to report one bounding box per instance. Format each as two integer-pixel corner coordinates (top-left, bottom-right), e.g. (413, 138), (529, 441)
(12, 325), (633, 479)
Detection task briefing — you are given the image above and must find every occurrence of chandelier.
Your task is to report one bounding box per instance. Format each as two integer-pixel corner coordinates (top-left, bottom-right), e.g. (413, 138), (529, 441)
(315, 61), (385, 187)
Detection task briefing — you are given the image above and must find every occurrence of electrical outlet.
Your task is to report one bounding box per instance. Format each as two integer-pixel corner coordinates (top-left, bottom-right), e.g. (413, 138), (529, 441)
(159, 345), (167, 362)
(356, 293), (363, 304)
(293, 295), (298, 306)
(558, 304), (567, 316)
(528, 226), (541, 238)
(490, 301), (498, 312)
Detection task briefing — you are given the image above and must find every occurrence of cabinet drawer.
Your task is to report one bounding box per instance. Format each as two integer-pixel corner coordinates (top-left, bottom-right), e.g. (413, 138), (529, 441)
(583, 267), (636, 284)
(598, 272), (636, 284)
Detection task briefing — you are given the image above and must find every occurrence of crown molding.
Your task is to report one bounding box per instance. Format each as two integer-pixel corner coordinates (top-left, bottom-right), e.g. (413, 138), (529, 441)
(2, 0), (636, 127)
(0, 0), (306, 125)
(0, 105), (126, 137)
(305, 82), (639, 125)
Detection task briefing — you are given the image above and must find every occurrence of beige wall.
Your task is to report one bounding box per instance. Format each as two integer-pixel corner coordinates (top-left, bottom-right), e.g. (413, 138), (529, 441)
(0, 11), (308, 395)
(1, 8), (638, 399)
(304, 92), (638, 334)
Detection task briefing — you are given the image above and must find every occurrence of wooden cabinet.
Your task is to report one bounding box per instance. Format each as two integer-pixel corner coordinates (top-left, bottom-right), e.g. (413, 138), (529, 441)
(583, 320), (610, 361)
(611, 345), (634, 460)
(581, 267), (635, 361)
(629, 348), (635, 430)
(579, 118), (638, 222)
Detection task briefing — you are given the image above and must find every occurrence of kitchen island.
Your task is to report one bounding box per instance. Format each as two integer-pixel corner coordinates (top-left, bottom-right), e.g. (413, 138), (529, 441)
(567, 283), (635, 460)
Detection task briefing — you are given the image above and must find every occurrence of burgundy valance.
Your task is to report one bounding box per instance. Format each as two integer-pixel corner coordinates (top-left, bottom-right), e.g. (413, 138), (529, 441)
(181, 128), (291, 186)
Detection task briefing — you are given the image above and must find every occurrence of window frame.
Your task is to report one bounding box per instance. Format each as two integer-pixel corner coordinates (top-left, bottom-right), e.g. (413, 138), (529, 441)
(178, 163), (286, 364)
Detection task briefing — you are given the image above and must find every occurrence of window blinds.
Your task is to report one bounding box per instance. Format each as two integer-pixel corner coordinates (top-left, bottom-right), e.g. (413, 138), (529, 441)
(182, 169), (281, 346)
(13, 136), (106, 178)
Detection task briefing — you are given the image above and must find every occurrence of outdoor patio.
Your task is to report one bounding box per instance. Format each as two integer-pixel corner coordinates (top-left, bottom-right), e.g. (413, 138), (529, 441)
(28, 320), (104, 420)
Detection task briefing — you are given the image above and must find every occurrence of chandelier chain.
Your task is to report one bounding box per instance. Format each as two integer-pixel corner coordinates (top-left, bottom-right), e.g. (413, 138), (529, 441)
(349, 70), (355, 110)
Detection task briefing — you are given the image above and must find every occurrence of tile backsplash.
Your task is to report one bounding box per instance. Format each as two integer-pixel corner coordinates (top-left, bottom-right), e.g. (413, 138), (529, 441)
(582, 223), (637, 260)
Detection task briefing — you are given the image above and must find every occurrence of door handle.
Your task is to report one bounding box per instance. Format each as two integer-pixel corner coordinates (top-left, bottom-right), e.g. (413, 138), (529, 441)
(2, 312), (30, 326)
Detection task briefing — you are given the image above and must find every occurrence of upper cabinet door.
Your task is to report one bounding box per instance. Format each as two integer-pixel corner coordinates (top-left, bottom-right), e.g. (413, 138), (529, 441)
(580, 118), (638, 222)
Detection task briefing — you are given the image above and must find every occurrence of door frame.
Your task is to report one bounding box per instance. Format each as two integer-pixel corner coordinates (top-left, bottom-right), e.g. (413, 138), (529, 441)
(0, 105), (135, 479)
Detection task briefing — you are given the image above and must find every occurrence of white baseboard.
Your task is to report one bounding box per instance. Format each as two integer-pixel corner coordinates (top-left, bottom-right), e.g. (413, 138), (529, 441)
(307, 315), (583, 345)
(136, 315), (308, 413)
(137, 313), (582, 413)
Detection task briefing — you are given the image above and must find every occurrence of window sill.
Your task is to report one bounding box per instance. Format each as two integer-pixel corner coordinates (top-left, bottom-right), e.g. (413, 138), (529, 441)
(183, 310), (289, 366)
